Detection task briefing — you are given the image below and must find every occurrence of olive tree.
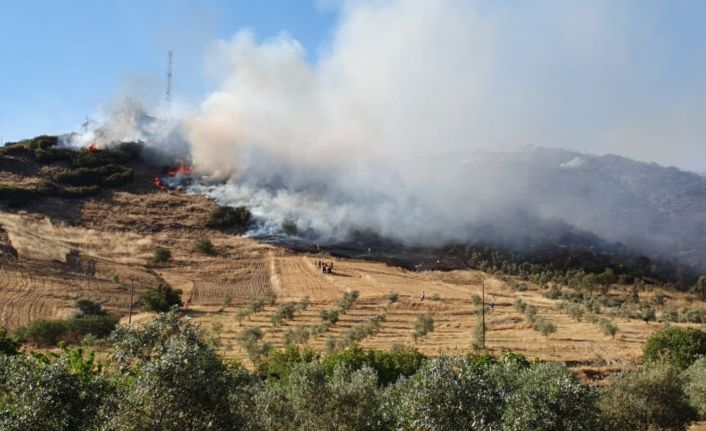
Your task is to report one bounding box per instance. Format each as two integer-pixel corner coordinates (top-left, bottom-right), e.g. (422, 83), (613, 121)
(104, 311), (242, 430)
(600, 360), (698, 431)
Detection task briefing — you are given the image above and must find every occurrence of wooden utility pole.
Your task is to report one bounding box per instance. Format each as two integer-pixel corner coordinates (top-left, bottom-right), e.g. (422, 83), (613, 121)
(481, 280), (486, 349)
(128, 278), (135, 324)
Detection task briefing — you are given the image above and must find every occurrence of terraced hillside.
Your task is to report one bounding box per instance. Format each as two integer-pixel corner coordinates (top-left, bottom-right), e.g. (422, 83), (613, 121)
(0, 139), (704, 376)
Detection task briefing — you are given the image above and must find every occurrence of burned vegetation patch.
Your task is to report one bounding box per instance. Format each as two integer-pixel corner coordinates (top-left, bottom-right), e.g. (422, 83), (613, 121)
(0, 136), (142, 208)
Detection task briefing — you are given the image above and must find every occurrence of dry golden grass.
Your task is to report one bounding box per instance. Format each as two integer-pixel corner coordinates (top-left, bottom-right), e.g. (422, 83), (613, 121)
(0, 182), (704, 373)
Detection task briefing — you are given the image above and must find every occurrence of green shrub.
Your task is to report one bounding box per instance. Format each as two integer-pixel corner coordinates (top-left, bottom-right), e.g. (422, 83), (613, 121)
(532, 318), (557, 336)
(192, 237), (215, 255)
(413, 313), (434, 340)
(263, 292), (277, 306)
(54, 164), (133, 187)
(343, 314), (386, 345)
(430, 293), (441, 301)
(320, 309), (339, 325)
(33, 146), (75, 163)
(0, 350), (107, 430)
(16, 319), (70, 346)
(503, 362), (603, 430)
(295, 296), (311, 313)
(322, 344), (426, 386)
(470, 293), (482, 305)
(387, 292), (400, 304)
(684, 358), (706, 418)
(153, 246), (171, 263)
(67, 314), (118, 340)
(598, 319), (618, 338)
(75, 299), (106, 317)
(236, 296), (271, 321)
(0, 326), (20, 355)
(681, 309), (705, 324)
(14, 300), (117, 347)
(206, 205), (251, 230)
(271, 303), (296, 326)
(567, 303), (584, 321)
(337, 290), (359, 311)
(600, 360), (698, 430)
(643, 327), (706, 370)
(282, 326), (311, 347)
(514, 298), (527, 313)
(236, 326), (271, 364)
(642, 305), (657, 322)
(140, 284), (182, 312)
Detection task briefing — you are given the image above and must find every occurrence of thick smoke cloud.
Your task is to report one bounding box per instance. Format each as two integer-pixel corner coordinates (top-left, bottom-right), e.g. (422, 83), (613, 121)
(67, 1), (706, 267)
(182, 0), (706, 254)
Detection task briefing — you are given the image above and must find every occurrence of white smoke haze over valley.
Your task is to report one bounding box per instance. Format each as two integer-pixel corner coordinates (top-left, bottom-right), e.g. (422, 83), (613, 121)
(69, 1), (706, 268)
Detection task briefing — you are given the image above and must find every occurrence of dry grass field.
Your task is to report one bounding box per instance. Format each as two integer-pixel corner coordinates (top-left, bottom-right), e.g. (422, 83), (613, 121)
(3, 163), (706, 428)
(0, 167), (704, 379)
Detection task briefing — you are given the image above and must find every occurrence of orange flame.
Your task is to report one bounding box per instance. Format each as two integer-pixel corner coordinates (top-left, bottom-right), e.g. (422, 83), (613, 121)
(83, 143), (100, 153)
(168, 163), (193, 177)
(153, 177), (165, 189)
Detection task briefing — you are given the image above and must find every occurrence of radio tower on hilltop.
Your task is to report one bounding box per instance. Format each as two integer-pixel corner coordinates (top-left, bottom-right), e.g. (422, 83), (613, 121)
(165, 50), (173, 116)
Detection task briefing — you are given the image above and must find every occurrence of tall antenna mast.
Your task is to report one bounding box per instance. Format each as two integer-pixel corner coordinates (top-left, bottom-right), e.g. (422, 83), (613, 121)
(165, 50), (173, 111)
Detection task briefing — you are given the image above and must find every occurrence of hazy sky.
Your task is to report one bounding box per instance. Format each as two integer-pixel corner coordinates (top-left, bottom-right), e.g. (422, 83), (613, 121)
(1, 0), (705, 171)
(0, 0), (335, 143)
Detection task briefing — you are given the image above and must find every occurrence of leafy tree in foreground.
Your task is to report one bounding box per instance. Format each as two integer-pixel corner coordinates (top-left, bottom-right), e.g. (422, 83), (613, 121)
(684, 357), (706, 419)
(105, 310), (245, 430)
(501, 362), (603, 431)
(643, 326), (706, 370)
(600, 360), (697, 431)
(0, 347), (108, 431)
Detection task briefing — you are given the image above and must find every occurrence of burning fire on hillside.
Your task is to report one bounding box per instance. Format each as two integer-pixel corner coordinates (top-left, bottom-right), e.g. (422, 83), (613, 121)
(154, 163), (194, 190)
(82, 143), (100, 153)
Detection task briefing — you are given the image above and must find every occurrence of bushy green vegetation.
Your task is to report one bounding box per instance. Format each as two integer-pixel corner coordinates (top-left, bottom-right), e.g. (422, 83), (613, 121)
(2, 310), (704, 430)
(684, 358), (706, 419)
(0, 136), (141, 207)
(643, 327), (706, 370)
(412, 312), (434, 340)
(445, 240), (698, 292)
(515, 298), (557, 336)
(14, 300), (117, 347)
(342, 314), (385, 346)
(206, 205), (251, 230)
(319, 308), (340, 325)
(54, 164), (133, 187)
(153, 246), (172, 263)
(192, 237), (215, 255)
(271, 303), (296, 326)
(236, 293), (277, 321)
(337, 290), (360, 311)
(236, 325), (271, 364)
(140, 284), (182, 312)
(600, 360), (698, 430)
(0, 326), (20, 355)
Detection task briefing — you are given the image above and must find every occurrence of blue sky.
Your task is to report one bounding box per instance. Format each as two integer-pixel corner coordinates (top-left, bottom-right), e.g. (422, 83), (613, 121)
(0, 1), (704, 171)
(0, 0), (337, 144)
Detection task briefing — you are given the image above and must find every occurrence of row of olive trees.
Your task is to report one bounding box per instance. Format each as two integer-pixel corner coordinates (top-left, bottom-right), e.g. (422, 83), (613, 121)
(1, 312), (705, 431)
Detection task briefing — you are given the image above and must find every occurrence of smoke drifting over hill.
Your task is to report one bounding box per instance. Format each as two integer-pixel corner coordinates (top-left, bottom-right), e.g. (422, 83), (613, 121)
(70, 1), (706, 267)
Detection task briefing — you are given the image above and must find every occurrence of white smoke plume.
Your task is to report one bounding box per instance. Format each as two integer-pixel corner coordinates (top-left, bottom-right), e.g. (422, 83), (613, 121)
(66, 1), (706, 267)
(63, 98), (190, 162)
(183, 1), (706, 251)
